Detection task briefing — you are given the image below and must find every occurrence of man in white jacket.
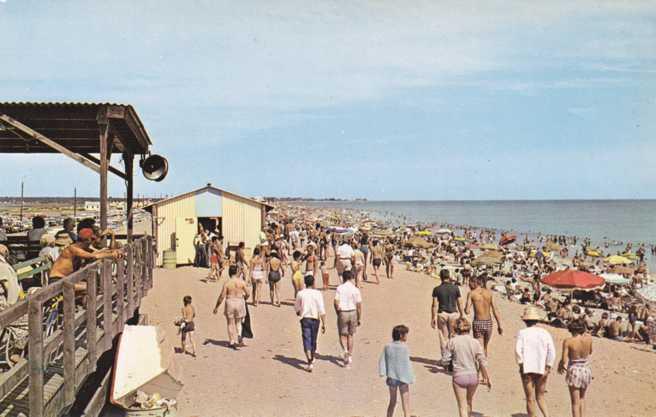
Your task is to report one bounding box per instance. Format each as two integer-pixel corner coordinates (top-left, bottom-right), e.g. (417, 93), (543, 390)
(515, 306), (555, 417)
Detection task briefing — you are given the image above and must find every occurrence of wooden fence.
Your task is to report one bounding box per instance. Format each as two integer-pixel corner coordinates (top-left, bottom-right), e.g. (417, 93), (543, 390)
(0, 235), (154, 417)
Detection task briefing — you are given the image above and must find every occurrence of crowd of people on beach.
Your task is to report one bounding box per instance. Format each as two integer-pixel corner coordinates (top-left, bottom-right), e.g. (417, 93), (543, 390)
(1, 216), (125, 312)
(168, 204), (656, 417)
(1, 207), (655, 416)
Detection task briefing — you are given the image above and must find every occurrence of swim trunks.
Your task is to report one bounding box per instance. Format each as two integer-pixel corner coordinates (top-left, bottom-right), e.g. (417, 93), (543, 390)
(338, 258), (352, 273)
(181, 321), (195, 333)
(225, 297), (246, 319)
(473, 319), (493, 339)
(268, 270), (281, 283)
(566, 359), (592, 390)
(386, 378), (406, 388)
(373, 258), (382, 267)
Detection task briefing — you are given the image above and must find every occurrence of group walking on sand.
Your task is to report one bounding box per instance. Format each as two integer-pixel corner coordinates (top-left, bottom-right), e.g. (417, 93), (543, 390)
(173, 206), (602, 417)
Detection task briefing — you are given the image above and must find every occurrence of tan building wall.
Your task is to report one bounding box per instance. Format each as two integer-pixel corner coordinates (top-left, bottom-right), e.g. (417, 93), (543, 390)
(221, 193), (262, 254)
(154, 196), (196, 266)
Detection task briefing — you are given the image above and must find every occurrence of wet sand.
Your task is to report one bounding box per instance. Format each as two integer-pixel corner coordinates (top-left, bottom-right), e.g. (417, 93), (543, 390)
(135, 262), (656, 417)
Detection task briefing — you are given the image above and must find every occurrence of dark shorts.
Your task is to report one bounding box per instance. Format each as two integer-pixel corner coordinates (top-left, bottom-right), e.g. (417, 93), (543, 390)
(373, 258), (382, 267)
(300, 318), (320, 352)
(182, 321), (195, 333)
(268, 270), (281, 284)
(386, 378), (407, 388)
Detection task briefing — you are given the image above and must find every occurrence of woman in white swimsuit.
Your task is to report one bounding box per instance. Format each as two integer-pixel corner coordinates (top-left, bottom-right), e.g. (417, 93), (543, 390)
(250, 247), (266, 306)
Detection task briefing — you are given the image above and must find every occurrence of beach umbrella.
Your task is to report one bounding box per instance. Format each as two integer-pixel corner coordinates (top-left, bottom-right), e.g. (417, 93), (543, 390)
(622, 252), (639, 261)
(480, 243), (499, 251)
(472, 251), (503, 267)
(600, 273), (631, 286)
(605, 255), (632, 265)
(434, 228), (452, 235)
(541, 270), (605, 290)
(545, 242), (561, 252)
(407, 237), (433, 249)
(499, 234), (517, 246)
(416, 230), (432, 236)
(454, 236), (467, 242)
(585, 249), (602, 258)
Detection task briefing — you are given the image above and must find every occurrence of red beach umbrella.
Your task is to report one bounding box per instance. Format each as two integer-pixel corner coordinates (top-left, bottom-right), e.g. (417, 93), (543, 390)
(499, 233), (517, 246)
(541, 270), (605, 290)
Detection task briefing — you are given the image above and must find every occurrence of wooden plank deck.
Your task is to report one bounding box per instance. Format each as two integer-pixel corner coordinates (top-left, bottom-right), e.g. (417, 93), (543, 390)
(0, 236), (154, 417)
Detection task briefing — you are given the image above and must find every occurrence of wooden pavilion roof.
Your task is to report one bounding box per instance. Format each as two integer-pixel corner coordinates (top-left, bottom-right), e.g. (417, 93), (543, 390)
(0, 102), (152, 155)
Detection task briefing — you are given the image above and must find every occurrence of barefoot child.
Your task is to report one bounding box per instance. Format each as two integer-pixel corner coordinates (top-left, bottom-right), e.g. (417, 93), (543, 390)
(181, 295), (196, 357)
(378, 325), (415, 417)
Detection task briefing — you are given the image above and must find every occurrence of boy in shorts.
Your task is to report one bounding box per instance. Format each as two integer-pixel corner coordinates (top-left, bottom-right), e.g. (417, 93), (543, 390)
(378, 325), (414, 417)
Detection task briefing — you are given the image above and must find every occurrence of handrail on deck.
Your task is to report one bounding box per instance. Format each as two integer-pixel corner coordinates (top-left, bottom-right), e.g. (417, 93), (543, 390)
(0, 235), (155, 417)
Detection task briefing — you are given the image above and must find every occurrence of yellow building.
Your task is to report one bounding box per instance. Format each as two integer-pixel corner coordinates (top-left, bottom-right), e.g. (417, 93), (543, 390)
(144, 184), (272, 266)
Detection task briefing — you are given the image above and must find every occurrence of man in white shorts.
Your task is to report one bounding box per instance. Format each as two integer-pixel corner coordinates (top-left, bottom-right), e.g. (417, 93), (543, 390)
(335, 239), (355, 279)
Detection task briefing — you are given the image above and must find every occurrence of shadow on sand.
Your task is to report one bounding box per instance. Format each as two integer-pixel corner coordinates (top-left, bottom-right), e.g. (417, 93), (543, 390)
(273, 353), (344, 371)
(202, 338), (234, 349)
(314, 353), (343, 366)
(409, 356), (450, 375)
(272, 354), (307, 371)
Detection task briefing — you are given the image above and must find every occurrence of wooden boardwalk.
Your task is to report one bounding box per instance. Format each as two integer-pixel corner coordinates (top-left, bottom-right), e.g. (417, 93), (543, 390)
(0, 236), (154, 417)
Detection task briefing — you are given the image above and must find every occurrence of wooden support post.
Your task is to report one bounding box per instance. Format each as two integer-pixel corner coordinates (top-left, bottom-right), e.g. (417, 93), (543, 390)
(125, 152), (134, 241)
(135, 242), (143, 306)
(99, 123), (109, 231)
(102, 260), (113, 351)
(28, 294), (44, 417)
(140, 239), (148, 297)
(127, 245), (134, 315)
(116, 257), (125, 323)
(63, 281), (76, 407)
(146, 236), (152, 289)
(86, 268), (98, 371)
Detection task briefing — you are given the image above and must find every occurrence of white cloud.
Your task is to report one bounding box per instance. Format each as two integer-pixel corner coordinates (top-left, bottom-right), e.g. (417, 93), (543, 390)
(2, 0), (655, 112)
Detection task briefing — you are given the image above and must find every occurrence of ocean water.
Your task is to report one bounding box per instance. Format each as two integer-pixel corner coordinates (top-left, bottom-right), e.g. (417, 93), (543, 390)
(302, 200), (656, 245)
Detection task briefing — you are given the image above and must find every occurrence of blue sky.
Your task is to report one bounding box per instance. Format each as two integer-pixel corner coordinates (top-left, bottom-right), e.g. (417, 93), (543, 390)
(1, 0), (655, 200)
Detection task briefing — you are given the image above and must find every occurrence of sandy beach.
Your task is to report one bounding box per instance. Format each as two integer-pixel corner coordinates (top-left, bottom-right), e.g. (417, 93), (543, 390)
(132, 260), (656, 417)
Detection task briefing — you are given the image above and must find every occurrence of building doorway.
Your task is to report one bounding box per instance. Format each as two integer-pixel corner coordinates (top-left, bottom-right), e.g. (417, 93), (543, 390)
(198, 217), (222, 239)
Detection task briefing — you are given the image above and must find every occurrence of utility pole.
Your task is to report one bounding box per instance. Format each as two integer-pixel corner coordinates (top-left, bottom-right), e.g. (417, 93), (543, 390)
(73, 187), (77, 219)
(19, 179), (24, 223)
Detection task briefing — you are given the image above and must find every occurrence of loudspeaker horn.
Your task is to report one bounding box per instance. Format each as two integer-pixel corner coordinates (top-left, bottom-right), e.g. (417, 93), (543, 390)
(140, 154), (168, 182)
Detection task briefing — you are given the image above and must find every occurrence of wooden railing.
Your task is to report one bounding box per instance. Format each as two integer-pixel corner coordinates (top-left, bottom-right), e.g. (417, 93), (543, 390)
(0, 235), (154, 417)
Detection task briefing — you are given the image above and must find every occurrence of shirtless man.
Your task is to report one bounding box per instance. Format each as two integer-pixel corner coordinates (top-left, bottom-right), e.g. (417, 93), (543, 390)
(370, 240), (384, 284)
(383, 239), (395, 279)
(49, 228), (120, 293)
(465, 276), (503, 356)
(305, 244), (319, 279)
(213, 265), (251, 349)
(606, 316), (623, 340)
